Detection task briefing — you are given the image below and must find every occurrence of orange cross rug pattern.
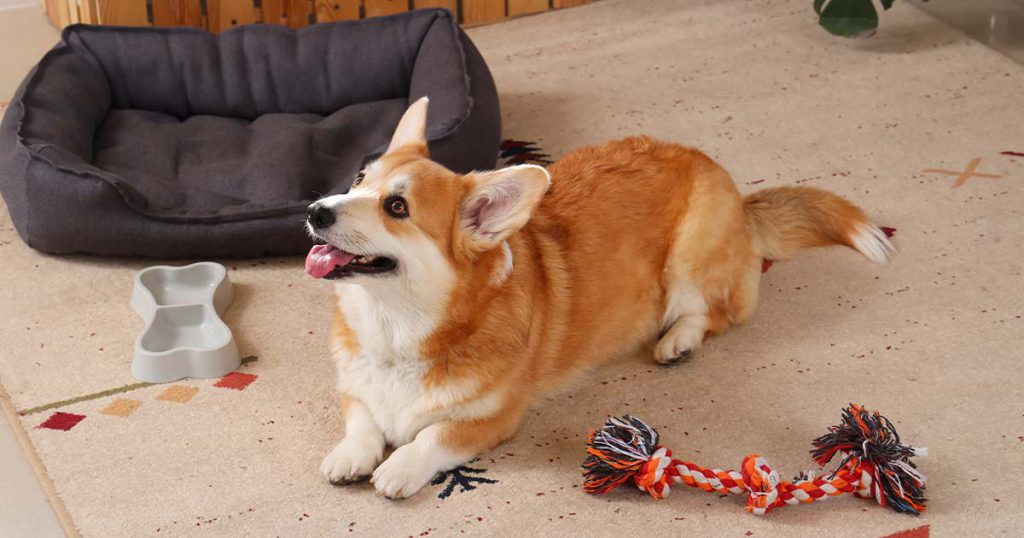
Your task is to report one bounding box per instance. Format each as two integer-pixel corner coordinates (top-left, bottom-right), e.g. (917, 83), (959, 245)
(922, 157), (1003, 188)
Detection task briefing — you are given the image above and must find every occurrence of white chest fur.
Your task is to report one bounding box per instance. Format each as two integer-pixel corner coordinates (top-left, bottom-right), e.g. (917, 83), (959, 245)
(331, 343), (501, 446)
(333, 348), (429, 445)
(332, 285), (500, 446)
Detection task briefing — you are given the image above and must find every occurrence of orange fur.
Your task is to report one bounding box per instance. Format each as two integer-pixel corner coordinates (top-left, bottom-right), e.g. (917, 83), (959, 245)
(318, 103), (892, 497)
(744, 186), (873, 260)
(331, 307), (359, 355)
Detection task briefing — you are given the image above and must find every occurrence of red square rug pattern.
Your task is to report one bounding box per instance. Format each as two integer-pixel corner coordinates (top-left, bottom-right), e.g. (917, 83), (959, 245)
(37, 412), (86, 431)
(214, 372), (258, 391)
(882, 525), (929, 538)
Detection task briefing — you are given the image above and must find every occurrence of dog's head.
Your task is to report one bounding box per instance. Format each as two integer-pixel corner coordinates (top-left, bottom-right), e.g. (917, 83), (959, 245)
(305, 98), (550, 299)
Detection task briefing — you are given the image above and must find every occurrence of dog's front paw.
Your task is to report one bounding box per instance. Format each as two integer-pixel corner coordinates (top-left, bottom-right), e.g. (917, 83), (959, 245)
(321, 436), (384, 485)
(370, 443), (438, 499)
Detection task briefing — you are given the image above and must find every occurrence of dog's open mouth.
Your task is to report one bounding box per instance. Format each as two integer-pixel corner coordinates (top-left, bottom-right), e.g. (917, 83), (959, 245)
(305, 244), (398, 280)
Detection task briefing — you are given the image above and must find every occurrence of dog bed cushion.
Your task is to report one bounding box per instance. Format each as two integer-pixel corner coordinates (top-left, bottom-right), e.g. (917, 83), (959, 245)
(0, 9), (500, 257)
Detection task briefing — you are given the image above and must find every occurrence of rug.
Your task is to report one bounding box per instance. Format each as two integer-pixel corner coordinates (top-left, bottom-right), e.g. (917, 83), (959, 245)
(2, 0), (1023, 536)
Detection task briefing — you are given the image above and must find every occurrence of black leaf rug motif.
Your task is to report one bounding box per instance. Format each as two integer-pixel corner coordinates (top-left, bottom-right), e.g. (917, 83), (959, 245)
(430, 461), (499, 500)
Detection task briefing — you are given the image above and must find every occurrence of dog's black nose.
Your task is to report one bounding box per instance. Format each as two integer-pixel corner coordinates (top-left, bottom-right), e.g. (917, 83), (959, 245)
(307, 202), (336, 229)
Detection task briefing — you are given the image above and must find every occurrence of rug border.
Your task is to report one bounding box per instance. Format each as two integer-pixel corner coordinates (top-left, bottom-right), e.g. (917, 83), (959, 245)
(0, 383), (81, 538)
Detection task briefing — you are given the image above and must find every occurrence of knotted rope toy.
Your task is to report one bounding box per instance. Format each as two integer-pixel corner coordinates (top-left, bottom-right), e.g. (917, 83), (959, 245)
(582, 404), (927, 515)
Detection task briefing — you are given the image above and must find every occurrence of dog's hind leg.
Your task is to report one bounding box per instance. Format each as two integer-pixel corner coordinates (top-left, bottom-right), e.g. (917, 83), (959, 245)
(654, 156), (758, 366)
(655, 256), (759, 366)
(654, 280), (708, 366)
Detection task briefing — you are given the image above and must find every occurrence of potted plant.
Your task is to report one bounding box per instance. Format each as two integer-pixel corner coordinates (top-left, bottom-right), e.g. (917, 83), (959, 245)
(815, 0), (926, 37)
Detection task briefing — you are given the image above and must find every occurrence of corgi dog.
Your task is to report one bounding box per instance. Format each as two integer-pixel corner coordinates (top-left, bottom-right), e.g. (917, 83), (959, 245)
(304, 98), (893, 499)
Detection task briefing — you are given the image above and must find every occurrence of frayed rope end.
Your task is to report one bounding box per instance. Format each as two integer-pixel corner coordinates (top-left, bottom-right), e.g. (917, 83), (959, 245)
(811, 404), (928, 515)
(581, 415), (660, 495)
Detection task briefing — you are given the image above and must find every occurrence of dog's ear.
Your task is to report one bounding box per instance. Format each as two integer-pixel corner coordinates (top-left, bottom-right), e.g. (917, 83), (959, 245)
(387, 97), (429, 156)
(459, 164), (551, 254)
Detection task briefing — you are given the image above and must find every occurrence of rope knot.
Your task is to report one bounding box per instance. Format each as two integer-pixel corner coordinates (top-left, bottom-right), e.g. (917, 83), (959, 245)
(633, 447), (673, 499)
(741, 454), (781, 515)
(583, 407), (927, 516)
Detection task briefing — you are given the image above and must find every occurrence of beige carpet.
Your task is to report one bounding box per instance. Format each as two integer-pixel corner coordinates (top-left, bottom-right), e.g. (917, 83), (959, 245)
(3, 0), (1024, 536)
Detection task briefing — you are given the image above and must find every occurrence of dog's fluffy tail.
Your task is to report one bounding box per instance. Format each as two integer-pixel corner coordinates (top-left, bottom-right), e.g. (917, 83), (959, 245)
(744, 186), (894, 263)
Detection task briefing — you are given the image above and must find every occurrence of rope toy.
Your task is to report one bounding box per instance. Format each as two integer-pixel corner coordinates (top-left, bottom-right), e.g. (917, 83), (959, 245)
(582, 404), (927, 515)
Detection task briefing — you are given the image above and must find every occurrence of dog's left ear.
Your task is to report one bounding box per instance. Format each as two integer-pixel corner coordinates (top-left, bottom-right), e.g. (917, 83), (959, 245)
(387, 97), (429, 156)
(459, 164), (551, 254)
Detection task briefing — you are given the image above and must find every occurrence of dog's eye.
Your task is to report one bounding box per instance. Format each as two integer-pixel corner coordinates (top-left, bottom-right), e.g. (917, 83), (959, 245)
(352, 171), (365, 188)
(384, 196), (409, 218)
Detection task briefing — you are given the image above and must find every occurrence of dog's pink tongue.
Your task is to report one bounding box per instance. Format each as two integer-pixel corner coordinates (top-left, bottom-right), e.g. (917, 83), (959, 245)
(305, 244), (356, 279)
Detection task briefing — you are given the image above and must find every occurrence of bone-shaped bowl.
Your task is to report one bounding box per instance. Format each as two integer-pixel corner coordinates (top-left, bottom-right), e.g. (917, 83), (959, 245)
(130, 262), (239, 383)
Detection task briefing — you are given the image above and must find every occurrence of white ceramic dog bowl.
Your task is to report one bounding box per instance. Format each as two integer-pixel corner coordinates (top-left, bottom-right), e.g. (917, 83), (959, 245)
(130, 262), (239, 383)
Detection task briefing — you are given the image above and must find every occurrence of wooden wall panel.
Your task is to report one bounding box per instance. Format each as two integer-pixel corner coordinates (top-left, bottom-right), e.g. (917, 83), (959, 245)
(364, 0), (407, 18)
(78, 0), (99, 24)
(151, 0), (204, 28)
(553, 0), (591, 7)
(97, 0), (149, 26)
(462, 0), (504, 25)
(285, 0), (315, 28)
(508, 0), (547, 17)
(261, 0), (287, 25)
(413, 0), (457, 13)
(49, 0), (588, 31)
(313, 0), (360, 22)
(66, 0), (81, 24)
(208, 0), (257, 33)
(44, 0), (71, 28)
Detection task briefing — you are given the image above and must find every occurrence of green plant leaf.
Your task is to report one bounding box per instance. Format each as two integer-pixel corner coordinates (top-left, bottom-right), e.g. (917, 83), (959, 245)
(814, 0), (827, 15)
(818, 0), (879, 38)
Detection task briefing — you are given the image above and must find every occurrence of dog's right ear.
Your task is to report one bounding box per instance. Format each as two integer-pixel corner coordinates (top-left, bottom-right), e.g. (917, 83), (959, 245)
(387, 97), (429, 156)
(458, 164), (551, 255)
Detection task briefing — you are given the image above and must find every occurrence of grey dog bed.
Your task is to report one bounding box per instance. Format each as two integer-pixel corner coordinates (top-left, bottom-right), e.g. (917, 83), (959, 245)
(0, 9), (500, 258)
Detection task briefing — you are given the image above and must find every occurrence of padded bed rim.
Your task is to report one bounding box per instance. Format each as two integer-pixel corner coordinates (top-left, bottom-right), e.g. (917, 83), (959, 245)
(11, 9), (475, 225)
